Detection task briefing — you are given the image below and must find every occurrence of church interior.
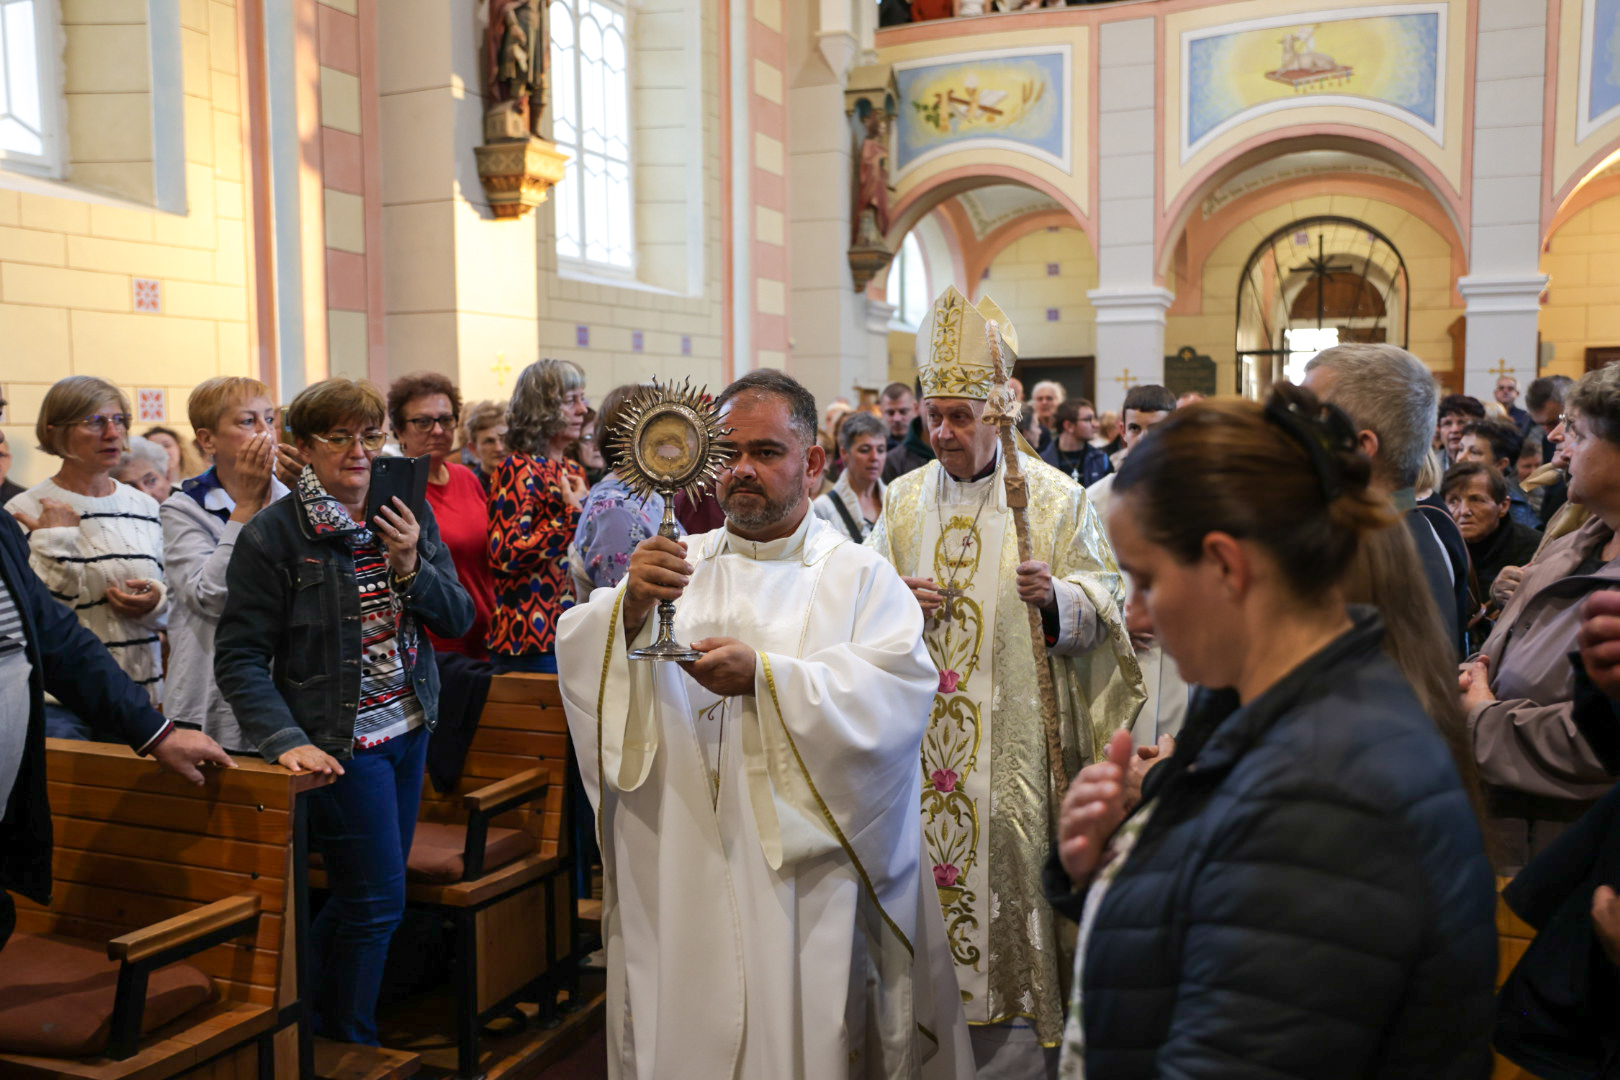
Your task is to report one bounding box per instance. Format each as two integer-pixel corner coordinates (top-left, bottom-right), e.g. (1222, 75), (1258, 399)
(0, 0), (1612, 1077)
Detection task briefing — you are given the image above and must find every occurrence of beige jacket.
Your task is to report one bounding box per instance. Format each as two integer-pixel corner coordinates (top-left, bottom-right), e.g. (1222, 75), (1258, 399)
(1472, 513), (1620, 804)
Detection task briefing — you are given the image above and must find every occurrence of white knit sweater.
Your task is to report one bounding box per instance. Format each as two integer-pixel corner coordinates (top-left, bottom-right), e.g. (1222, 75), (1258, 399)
(5, 478), (169, 705)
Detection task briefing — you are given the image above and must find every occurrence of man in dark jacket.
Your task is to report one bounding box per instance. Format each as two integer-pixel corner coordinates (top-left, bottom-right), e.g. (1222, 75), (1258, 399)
(881, 414), (935, 483)
(1039, 398), (1111, 486)
(1305, 343), (1472, 656)
(0, 513), (233, 947)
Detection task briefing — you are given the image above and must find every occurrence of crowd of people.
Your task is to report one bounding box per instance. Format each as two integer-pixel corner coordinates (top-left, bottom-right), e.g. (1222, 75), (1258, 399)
(2, 283), (1619, 1078)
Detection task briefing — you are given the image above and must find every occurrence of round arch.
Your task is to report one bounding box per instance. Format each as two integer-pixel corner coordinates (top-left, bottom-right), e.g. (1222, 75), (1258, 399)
(888, 164), (1093, 253)
(1158, 128), (1466, 283)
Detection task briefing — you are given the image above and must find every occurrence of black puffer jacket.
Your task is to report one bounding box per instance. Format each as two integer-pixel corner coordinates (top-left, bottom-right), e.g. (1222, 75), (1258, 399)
(1052, 611), (1498, 1078)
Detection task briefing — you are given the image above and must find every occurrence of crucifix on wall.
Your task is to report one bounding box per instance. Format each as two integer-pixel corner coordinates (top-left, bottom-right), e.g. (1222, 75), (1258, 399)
(1488, 358), (1515, 379)
(1112, 368), (1140, 391)
(1294, 234), (1355, 329)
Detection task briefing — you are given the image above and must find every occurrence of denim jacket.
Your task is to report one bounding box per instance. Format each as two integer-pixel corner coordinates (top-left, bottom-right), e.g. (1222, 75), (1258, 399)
(214, 488), (474, 763)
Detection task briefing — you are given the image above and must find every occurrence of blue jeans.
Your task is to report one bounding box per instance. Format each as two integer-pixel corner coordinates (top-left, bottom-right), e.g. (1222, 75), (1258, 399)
(43, 702), (119, 742)
(489, 652), (557, 675)
(307, 725), (429, 1045)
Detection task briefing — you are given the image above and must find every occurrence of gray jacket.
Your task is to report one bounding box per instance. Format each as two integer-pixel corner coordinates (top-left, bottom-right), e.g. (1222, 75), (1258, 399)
(159, 474), (290, 752)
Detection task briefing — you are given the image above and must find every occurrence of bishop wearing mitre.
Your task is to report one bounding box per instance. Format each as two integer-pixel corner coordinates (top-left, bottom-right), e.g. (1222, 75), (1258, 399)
(556, 370), (972, 1080)
(867, 287), (1145, 1077)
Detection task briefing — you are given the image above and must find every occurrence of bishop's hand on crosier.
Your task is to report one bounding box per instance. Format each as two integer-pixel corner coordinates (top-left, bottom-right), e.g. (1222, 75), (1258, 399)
(624, 534), (693, 641)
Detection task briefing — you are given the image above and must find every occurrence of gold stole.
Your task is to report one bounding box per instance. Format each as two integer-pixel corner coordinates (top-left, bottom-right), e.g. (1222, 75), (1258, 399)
(917, 494), (1007, 1013)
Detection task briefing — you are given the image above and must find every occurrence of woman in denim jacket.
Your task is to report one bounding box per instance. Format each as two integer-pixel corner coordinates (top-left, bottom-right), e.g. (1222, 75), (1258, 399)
(215, 377), (473, 1045)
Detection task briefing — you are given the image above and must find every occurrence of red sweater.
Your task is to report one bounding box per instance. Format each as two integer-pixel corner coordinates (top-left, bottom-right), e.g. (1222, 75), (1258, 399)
(424, 462), (496, 659)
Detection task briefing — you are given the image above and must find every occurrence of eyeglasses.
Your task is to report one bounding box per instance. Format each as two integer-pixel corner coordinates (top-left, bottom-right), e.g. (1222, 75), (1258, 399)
(69, 414), (132, 434)
(309, 430), (388, 452)
(403, 414), (457, 433)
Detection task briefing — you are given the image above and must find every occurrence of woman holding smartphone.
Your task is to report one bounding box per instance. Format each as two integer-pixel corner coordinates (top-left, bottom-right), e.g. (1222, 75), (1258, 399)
(214, 377), (473, 1045)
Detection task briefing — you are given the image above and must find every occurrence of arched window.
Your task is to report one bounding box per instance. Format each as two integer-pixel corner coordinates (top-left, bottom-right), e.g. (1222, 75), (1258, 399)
(550, 0), (634, 271)
(886, 232), (929, 329)
(0, 0), (62, 174)
(1234, 216), (1407, 398)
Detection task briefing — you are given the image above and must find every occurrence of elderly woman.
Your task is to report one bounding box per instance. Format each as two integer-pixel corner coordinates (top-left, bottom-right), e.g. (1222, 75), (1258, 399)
(812, 410), (885, 541)
(462, 400), (508, 490)
(1463, 362), (1620, 872)
(113, 435), (175, 503)
(214, 378), (473, 1044)
(161, 377), (287, 753)
(5, 376), (168, 732)
(388, 373), (495, 658)
(142, 424), (202, 484)
(486, 359), (589, 673)
(1051, 387), (1495, 1078)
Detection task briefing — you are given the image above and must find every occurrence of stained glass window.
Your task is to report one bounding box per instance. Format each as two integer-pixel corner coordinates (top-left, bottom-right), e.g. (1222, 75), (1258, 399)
(0, 0), (58, 171)
(550, 0), (633, 271)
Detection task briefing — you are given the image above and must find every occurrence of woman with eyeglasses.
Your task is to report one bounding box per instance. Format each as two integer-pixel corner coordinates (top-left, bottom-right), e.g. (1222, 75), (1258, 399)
(388, 373), (496, 659)
(4, 376), (169, 735)
(486, 359), (590, 674)
(161, 377), (289, 754)
(214, 377), (473, 1044)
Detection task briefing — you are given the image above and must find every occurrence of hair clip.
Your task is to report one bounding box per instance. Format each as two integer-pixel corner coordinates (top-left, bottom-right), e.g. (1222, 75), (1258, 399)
(1263, 395), (1359, 501)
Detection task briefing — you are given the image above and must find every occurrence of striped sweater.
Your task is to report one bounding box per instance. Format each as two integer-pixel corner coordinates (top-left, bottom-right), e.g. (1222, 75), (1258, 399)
(5, 478), (168, 706)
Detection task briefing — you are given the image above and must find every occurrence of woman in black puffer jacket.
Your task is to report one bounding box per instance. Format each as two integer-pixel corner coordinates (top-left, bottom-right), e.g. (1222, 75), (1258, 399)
(1049, 385), (1498, 1079)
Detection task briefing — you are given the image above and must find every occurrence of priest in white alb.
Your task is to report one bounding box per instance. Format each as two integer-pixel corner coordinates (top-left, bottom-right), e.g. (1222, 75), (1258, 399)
(867, 287), (1145, 1078)
(556, 370), (972, 1080)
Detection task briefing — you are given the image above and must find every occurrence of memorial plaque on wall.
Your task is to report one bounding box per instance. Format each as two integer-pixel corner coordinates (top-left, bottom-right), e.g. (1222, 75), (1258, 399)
(1165, 346), (1216, 397)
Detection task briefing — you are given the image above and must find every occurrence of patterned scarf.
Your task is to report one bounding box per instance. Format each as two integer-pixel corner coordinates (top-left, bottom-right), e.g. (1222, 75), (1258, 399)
(294, 465), (422, 675)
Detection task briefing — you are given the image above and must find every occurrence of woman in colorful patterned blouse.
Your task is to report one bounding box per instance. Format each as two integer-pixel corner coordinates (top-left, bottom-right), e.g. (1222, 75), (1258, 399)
(568, 384), (680, 601)
(486, 359), (590, 673)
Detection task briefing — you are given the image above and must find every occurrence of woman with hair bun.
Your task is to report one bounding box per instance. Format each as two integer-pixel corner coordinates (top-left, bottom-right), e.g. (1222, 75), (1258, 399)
(1050, 385), (1497, 1079)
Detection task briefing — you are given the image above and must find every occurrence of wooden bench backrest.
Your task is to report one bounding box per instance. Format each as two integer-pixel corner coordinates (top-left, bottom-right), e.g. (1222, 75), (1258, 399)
(18, 741), (328, 1011)
(417, 673), (568, 859)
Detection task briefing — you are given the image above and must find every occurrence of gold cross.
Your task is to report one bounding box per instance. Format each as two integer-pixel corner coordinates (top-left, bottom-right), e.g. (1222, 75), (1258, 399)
(1113, 368), (1139, 390)
(492, 351), (513, 388)
(1488, 358), (1514, 379)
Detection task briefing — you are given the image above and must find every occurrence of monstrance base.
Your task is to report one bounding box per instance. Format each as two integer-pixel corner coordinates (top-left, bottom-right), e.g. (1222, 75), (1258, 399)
(629, 639), (702, 663)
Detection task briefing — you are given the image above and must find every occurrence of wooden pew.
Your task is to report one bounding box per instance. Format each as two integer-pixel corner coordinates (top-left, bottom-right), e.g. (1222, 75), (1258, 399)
(413, 672), (574, 1080)
(311, 672), (575, 1079)
(0, 739), (334, 1080)
(1493, 878), (1543, 1080)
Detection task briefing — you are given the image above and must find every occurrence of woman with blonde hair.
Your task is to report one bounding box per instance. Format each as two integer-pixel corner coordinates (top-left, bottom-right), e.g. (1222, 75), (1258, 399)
(5, 376), (168, 734)
(162, 376), (286, 752)
(487, 358), (590, 672)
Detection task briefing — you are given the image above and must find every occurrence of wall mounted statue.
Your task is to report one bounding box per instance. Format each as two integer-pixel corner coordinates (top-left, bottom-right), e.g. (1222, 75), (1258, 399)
(475, 0), (567, 219)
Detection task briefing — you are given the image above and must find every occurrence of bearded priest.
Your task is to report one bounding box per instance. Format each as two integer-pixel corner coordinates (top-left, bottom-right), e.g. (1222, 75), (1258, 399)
(867, 286), (1145, 1078)
(556, 370), (972, 1080)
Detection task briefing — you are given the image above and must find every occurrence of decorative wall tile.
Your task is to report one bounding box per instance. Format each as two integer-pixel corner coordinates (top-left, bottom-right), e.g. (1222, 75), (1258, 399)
(632, 330), (644, 352)
(133, 278), (162, 313)
(137, 387), (167, 422)
(1046, 308), (1060, 322)
(1047, 263), (1060, 276)
(576, 325), (590, 347)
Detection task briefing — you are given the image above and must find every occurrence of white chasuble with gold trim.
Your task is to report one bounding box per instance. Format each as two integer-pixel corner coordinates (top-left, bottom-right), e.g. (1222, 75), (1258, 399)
(867, 450), (1146, 1046)
(556, 512), (973, 1080)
